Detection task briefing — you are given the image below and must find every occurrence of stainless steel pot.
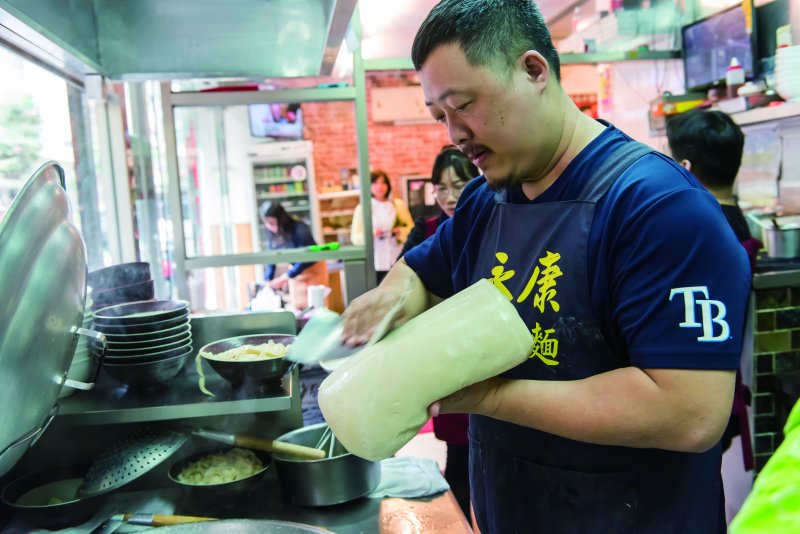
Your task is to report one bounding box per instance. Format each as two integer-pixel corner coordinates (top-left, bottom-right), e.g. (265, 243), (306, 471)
(272, 423), (380, 507)
(763, 222), (800, 258)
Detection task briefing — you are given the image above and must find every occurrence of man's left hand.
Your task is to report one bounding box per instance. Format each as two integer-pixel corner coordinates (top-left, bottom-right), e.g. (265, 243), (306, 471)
(428, 377), (503, 418)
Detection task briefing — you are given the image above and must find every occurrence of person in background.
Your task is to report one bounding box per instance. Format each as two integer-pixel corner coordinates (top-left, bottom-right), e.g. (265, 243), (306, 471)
(341, 0), (751, 531)
(400, 146), (478, 258)
(260, 201), (328, 311)
(667, 109), (761, 472)
(397, 146), (479, 519)
(351, 170), (414, 283)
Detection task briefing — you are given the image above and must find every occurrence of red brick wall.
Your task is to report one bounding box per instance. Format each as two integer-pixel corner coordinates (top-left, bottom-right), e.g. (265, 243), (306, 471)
(302, 72), (451, 194)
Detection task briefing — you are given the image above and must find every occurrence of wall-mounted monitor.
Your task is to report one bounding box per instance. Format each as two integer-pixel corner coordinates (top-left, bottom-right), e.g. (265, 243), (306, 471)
(682, 2), (756, 93)
(249, 103), (303, 139)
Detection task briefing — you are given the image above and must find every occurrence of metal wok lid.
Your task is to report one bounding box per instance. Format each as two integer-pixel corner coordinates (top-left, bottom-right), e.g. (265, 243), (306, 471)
(0, 162), (87, 477)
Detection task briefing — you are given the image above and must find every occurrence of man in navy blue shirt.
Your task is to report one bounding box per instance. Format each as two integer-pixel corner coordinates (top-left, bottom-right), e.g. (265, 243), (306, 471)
(342, 1), (751, 531)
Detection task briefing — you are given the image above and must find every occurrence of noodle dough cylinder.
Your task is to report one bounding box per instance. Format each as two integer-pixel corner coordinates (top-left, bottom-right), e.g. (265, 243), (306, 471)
(318, 279), (533, 461)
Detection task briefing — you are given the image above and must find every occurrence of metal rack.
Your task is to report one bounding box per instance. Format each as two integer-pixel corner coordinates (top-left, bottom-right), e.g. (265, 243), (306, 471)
(57, 361), (295, 426)
(56, 311), (300, 427)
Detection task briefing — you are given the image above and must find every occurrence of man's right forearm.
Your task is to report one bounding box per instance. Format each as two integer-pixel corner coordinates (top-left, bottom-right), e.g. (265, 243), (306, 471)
(382, 259), (441, 318)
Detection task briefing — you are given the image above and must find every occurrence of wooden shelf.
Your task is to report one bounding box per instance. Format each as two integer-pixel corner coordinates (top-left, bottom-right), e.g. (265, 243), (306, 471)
(318, 190), (361, 199)
(320, 209), (353, 217)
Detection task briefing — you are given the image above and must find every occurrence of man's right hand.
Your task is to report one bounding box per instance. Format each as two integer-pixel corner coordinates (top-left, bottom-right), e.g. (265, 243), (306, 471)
(340, 259), (436, 347)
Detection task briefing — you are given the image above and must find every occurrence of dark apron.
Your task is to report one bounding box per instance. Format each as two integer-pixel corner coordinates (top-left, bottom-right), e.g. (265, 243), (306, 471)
(468, 141), (725, 533)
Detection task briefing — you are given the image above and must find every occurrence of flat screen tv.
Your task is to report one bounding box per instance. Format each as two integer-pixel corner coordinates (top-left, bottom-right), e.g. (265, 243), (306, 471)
(681, 2), (756, 93)
(249, 103), (303, 139)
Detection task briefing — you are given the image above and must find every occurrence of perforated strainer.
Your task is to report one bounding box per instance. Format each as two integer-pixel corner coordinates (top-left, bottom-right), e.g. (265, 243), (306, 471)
(77, 427), (188, 498)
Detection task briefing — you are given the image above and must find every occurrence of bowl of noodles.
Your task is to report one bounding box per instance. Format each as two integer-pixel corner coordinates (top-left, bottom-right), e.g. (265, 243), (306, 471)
(197, 334), (295, 389)
(167, 447), (271, 501)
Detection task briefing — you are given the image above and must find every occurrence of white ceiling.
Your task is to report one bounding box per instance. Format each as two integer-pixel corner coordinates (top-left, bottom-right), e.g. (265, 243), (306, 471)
(359, 0), (597, 60)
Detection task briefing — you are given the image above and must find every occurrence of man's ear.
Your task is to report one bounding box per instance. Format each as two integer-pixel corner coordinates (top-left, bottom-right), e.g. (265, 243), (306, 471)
(679, 159), (692, 172)
(520, 51), (549, 84)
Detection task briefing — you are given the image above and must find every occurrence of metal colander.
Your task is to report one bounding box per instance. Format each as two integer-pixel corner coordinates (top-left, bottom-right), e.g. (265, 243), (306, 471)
(77, 427), (188, 498)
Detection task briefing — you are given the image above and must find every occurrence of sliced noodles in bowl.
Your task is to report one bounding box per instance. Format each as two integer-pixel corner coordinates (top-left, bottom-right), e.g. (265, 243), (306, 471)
(200, 341), (288, 362)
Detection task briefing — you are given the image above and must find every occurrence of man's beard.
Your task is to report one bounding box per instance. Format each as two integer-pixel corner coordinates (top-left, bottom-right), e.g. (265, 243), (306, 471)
(483, 172), (525, 193)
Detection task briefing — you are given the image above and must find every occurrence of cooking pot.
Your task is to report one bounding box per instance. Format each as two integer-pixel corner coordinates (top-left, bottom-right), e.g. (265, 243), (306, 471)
(763, 221), (800, 258)
(272, 423), (379, 507)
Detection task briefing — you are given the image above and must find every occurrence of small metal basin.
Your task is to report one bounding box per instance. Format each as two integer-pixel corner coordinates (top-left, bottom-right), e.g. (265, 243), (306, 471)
(272, 423), (380, 507)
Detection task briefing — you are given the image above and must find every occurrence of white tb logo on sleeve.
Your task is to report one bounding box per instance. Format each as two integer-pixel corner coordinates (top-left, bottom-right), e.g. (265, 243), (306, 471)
(669, 286), (730, 342)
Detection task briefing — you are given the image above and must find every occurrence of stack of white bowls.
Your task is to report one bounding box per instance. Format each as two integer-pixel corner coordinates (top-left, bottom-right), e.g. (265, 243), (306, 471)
(58, 288), (95, 398)
(775, 45), (800, 102)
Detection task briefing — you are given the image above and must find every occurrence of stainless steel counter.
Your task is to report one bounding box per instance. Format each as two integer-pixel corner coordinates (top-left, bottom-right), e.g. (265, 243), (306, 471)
(161, 467), (471, 533)
(3, 467), (472, 534)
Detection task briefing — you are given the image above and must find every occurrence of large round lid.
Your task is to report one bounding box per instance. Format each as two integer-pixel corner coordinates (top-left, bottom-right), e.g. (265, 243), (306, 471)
(0, 162), (87, 477)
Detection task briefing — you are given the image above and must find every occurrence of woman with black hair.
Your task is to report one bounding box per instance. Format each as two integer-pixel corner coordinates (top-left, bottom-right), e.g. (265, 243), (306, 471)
(400, 146), (479, 258)
(259, 201), (327, 311)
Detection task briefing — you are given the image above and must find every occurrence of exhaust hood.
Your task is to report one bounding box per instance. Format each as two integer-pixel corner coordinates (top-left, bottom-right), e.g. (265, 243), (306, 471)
(0, 0), (357, 80)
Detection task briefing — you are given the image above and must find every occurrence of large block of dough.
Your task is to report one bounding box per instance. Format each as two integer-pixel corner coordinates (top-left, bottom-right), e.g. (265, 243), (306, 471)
(318, 279), (533, 461)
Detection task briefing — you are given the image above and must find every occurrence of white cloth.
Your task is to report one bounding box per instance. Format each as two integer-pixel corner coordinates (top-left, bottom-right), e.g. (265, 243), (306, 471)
(371, 198), (399, 272)
(368, 456), (450, 498)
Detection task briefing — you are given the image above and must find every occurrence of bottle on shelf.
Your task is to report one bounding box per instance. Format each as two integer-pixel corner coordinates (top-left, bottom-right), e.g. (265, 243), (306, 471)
(725, 57), (745, 99)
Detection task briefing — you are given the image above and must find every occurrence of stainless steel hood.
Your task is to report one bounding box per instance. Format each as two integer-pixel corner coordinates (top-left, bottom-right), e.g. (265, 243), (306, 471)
(0, 0), (357, 80)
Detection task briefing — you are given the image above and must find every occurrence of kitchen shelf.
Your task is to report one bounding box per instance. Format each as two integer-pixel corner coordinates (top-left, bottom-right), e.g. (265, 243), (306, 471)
(254, 178), (302, 185)
(285, 206), (310, 213)
(364, 50), (681, 71)
(318, 190), (361, 200)
(256, 192), (308, 200)
(731, 102), (800, 127)
(57, 358), (294, 426)
(559, 50), (680, 65)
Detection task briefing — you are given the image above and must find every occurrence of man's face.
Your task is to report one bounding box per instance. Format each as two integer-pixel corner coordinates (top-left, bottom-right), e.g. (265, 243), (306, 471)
(420, 43), (558, 189)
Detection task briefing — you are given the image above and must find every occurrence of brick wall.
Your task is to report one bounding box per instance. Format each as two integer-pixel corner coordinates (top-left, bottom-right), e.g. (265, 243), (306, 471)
(302, 72), (451, 195)
(752, 284), (800, 471)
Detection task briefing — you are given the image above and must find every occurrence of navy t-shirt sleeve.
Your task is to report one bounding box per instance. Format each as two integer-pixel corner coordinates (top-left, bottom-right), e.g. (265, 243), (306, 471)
(608, 184), (751, 370)
(404, 215), (455, 299)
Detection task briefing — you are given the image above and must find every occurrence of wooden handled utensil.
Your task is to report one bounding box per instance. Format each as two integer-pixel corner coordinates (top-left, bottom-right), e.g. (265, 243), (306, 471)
(188, 427), (326, 460)
(114, 513), (216, 526)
